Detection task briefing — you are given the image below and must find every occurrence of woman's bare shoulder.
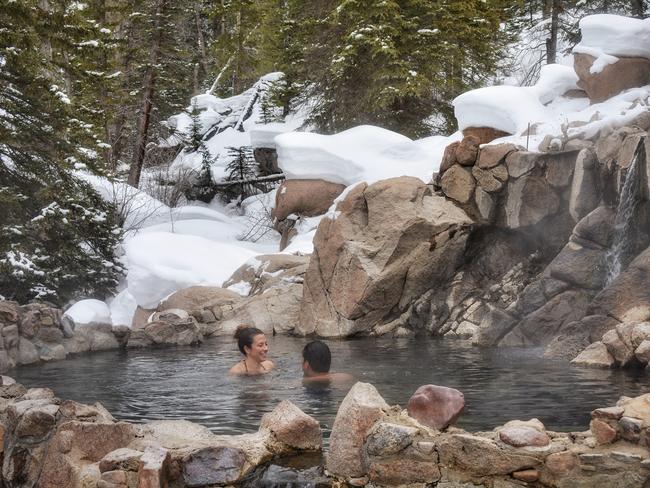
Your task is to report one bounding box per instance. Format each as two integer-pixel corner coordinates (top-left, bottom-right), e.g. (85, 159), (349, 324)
(263, 360), (275, 371)
(229, 362), (245, 375)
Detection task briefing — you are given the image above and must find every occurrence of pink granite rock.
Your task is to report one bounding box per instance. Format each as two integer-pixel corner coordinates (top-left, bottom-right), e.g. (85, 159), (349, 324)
(406, 385), (464, 430)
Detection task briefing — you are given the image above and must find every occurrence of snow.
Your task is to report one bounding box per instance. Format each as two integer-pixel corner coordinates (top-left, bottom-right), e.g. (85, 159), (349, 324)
(275, 125), (459, 185)
(108, 289), (138, 326)
(164, 72), (302, 182)
(453, 64), (578, 135)
(577, 15), (650, 60)
(64, 299), (111, 325)
(123, 232), (259, 309)
(249, 121), (302, 149)
(75, 17), (650, 325)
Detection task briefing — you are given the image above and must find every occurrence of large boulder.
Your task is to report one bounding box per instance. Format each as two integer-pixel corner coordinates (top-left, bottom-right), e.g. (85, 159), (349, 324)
(440, 165), (475, 204)
(259, 400), (322, 451)
(571, 341), (615, 368)
(158, 286), (240, 315)
(156, 286), (242, 336)
(544, 314), (620, 360)
(26, 420), (137, 488)
(327, 382), (389, 478)
(569, 149), (600, 222)
(216, 283), (303, 335)
(222, 254), (309, 297)
(574, 53), (650, 103)
(500, 289), (595, 346)
(505, 175), (560, 229)
(462, 127), (511, 144)
(406, 385), (465, 430)
(547, 242), (608, 290)
(477, 143), (519, 169)
(127, 313), (202, 348)
(271, 179), (346, 221)
(589, 246), (650, 323)
(298, 177), (473, 337)
(436, 433), (542, 477)
(455, 135), (480, 166)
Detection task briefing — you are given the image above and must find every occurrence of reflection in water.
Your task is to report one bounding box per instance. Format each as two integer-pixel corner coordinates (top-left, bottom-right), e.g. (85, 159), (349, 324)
(11, 336), (650, 439)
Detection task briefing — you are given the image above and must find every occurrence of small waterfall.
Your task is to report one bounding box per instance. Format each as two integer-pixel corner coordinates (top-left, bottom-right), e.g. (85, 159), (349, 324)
(604, 141), (643, 285)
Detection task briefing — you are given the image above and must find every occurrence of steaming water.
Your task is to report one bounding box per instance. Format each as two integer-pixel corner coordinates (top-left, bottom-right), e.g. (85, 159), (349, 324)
(11, 336), (650, 440)
(605, 142), (642, 284)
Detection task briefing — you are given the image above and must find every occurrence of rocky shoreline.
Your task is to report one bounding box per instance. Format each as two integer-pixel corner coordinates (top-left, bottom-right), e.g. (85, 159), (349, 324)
(0, 375), (647, 487)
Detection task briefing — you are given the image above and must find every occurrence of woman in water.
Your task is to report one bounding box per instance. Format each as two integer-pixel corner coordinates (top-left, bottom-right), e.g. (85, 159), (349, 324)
(229, 325), (275, 375)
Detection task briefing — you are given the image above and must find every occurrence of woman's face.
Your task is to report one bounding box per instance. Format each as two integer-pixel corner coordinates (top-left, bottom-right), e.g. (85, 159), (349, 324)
(244, 334), (269, 362)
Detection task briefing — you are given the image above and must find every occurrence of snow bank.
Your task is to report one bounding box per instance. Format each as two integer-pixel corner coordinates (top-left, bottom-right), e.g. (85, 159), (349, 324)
(453, 64), (579, 135)
(249, 121), (303, 149)
(484, 85), (649, 152)
(76, 172), (170, 230)
(108, 290), (138, 327)
(64, 299), (111, 325)
(577, 14), (650, 60)
(124, 232), (258, 309)
(275, 125), (459, 186)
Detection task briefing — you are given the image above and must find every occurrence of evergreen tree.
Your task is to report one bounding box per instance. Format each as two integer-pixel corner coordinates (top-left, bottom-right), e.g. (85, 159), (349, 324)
(0, 0), (123, 305)
(280, 0), (514, 136)
(220, 146), (257, 203)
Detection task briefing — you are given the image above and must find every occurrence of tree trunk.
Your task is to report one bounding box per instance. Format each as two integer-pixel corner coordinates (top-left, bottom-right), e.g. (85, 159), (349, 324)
(105, 0), (137, 171)
(194, 9), (210, 77)
(128, 0), (167, 188)
(631, 0), (645, 18)
(546, 0), (560, 64)
(233, 10), (242, 94)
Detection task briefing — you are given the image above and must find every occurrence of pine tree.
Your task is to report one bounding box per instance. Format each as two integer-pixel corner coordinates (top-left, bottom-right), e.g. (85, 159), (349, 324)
(220, 146), (257, 203)
(0, 0), (123, 305)
(279, 0), (514, 137)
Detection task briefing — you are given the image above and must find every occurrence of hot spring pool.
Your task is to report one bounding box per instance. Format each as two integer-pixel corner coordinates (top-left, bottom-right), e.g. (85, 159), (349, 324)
(11, 335), (650, 439)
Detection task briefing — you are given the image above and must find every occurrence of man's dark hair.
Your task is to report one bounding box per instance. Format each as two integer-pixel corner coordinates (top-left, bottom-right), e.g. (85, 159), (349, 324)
(302, 340), (331, 373)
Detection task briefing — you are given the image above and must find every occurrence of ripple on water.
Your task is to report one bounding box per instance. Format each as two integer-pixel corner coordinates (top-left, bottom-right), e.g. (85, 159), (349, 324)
(11, 336), (650, 438)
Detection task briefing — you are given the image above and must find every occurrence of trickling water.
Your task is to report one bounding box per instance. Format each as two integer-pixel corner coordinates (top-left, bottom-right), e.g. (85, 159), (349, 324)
(605, 141), (643, 285)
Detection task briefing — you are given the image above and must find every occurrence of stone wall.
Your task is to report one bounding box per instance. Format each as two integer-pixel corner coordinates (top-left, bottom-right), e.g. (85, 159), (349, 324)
(409, 119), (650, 359)
(1, 376), (647, 487)
(0, 377), (321, 487)
(327, 382), (650, 488)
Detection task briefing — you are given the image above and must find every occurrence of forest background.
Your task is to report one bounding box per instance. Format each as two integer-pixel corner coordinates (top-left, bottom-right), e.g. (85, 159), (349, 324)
(0, 0), (647, 305)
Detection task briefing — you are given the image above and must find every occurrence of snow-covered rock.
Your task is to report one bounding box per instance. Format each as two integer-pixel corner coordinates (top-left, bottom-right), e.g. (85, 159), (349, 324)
(275, 125), (458, 186)
(576, 14), (650, 61)
(64, 299), (111, 325)
(453, 64), (579, 135)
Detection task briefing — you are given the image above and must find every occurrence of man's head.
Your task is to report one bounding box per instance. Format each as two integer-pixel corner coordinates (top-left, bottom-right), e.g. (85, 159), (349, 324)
(302, 340), (331, 376)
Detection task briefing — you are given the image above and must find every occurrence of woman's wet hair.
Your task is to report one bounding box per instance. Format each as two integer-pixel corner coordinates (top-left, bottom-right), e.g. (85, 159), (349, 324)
(302, 340), (331, 373)
(234, 325), (265, 355)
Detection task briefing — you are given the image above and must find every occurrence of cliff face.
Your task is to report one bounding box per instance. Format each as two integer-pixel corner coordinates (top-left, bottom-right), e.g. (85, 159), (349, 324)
(431, 124), (650, 359)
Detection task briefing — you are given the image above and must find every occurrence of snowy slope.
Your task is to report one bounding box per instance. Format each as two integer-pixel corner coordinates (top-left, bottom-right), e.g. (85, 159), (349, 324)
(66, 14), (650, 327)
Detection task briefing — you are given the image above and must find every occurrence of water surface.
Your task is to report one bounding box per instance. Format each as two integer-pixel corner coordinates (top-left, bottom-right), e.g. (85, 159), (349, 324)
(12, 336), (650, 439)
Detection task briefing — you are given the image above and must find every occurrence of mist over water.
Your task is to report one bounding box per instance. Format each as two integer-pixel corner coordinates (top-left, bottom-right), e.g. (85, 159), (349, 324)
(12, 336), (650, 440)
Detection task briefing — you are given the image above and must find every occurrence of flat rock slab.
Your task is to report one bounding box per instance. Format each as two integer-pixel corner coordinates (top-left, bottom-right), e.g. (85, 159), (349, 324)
(182, 446), (246, 487)
(499, 426), (550, 447)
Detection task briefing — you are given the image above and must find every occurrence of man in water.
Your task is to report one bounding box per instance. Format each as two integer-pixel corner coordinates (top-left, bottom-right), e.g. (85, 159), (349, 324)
(302, 340), (354, 385)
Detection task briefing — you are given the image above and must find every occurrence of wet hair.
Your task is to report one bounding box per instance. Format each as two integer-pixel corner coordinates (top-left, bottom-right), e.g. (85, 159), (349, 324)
(302, 340), (331, 373)
(234, 325), (265, 355)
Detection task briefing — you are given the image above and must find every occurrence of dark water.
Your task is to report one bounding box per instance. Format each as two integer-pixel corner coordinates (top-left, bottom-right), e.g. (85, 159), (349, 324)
(11, 336), (650, 439)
